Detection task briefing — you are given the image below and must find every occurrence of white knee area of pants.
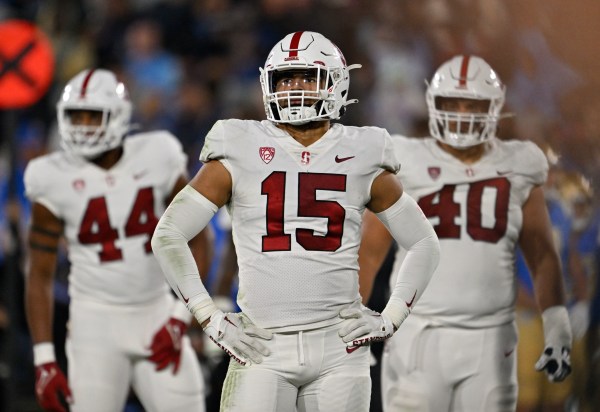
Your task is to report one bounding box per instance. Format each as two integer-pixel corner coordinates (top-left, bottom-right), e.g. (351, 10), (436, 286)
(482, 385), (518, 412)
(384, 386), (429, 412)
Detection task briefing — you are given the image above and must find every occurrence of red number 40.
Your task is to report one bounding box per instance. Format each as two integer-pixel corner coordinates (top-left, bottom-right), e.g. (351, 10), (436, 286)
(417, 178), (510, 243)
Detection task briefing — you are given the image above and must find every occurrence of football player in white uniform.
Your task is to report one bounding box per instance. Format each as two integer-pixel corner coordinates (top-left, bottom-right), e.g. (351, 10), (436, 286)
(358, 55), (573, 411)
(24, 69), (209, 412)
(151, 31), (440, 412)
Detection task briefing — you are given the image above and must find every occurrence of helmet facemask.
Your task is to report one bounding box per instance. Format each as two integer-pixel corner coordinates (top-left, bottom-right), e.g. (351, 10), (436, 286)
(428, 96), (500, 148)
(263, 67), (342, 125)
(59, 107), (121, 158)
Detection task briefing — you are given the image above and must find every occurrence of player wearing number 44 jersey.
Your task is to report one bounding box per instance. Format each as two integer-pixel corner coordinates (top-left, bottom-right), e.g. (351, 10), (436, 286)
(24, 69), (209, 412)
(359, 55), (573, 411)
(151, 31), (440, 412)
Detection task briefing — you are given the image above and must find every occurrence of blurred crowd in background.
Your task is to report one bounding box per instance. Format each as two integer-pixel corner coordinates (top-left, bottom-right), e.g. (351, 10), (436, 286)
(0, 0), (599, 411)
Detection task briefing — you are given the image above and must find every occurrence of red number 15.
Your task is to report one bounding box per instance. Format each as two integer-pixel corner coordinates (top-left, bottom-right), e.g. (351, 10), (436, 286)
(261, 172), (347, 252)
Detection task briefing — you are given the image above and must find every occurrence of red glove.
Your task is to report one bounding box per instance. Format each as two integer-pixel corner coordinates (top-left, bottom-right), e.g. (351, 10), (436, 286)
(148, 317), (188, 374)
(35, 362), (72, 412)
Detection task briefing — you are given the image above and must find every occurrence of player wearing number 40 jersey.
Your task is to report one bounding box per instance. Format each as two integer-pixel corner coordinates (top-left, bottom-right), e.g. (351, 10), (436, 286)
(24, 69), (208, 412)
(358, 55), (573, 411)
(151, 31), (440, 412)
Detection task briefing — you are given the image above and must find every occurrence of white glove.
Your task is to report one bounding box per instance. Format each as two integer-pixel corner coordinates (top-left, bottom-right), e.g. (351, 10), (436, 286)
(568, 300), (590, 340)
(536, 306), (573, 382)
(535, 345), (572, 382)
(203, 310), (272, 366)
(339, 306), (395, 349)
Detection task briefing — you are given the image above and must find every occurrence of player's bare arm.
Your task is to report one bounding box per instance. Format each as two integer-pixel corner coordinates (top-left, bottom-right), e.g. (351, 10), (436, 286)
(366, 170), (403, 213)
(518, 185), (566, 309)
(358, 210), (393, 304)
(188, 160), (232, 208)
(519, 184), (572, 382)
(25, 202), (64, 345)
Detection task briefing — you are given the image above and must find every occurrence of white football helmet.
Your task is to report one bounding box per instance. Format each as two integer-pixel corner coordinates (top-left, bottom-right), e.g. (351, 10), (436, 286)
(57, 68), (132, 158)
(260, 31), (361, 125)
(426, 55), (505, 148)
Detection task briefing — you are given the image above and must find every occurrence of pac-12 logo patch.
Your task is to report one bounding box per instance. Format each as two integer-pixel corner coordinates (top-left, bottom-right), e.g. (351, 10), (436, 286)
(260, 147), (275, 164)
(428, 167), (441, 180)
(72, 179), (85, 191)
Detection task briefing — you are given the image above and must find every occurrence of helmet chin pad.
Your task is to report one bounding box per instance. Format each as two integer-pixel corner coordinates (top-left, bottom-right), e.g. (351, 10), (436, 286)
(279, 105), (318, 125)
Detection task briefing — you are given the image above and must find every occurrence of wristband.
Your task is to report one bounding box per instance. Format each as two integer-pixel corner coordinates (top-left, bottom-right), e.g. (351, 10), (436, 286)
(191, 298), (219, 326)
(33, 342), (56, 366)
(382, 301), (410, 330)
(541, 305), (572, 348)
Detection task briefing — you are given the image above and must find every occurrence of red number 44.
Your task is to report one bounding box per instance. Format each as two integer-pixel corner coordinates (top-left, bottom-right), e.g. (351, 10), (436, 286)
(78, 187), (158, 262)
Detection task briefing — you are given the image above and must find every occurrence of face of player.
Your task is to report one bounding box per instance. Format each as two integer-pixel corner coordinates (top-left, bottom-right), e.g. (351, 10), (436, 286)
(273, 69), (324, 107)
(67, 109), (104, 128)
(437, 97), (490, 133)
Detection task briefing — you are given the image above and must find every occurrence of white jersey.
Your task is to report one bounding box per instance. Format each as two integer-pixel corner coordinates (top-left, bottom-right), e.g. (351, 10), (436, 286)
(24, 131), (187, 305)
(200, 119), (400, 330)
(390, 136), (547, 327)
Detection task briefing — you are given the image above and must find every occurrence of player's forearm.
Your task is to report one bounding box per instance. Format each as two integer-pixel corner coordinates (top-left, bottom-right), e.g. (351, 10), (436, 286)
(376, 194), (440, 328)
(151, 185), (219, 324)
(358, 251), (390, 304)
(532, 254), (567, 311)
(358, 211), (393, 303)
(25, 270), (55, 344)
(384, 232), (440, 327)
(188, 226), (214, 282)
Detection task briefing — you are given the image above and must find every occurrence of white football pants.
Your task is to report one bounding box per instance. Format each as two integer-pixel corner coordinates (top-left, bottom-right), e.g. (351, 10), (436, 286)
(381, 315), (518, 412)
(66, 294), (205, 412)
(219, 319), (372, 412)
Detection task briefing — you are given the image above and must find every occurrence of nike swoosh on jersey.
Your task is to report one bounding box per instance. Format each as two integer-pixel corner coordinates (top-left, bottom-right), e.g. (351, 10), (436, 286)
(335, 155), (355, 163)
(346, 345), (361, 354)
(177, 286), (190, 303)
(496, 170), (512, 176)
(133, 170), (148, 180)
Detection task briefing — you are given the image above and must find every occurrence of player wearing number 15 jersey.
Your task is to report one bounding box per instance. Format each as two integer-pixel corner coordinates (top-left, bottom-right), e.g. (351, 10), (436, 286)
(24, 69), (208, 412)
(151, 31), (440, 412)
(358, 55), (573, 411)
